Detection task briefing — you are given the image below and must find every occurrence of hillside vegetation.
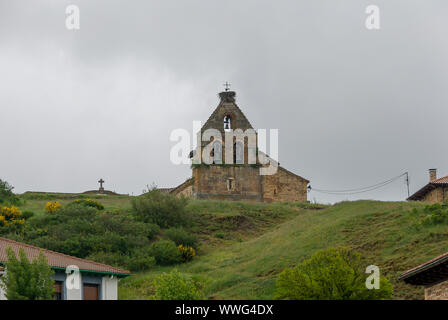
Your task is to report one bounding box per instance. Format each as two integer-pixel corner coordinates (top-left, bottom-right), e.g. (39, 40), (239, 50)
(7, 191), (448, 300)
(119, 199), (446, 300)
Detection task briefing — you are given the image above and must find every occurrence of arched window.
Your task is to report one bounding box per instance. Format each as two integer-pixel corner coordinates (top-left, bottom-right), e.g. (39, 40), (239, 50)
(224, 115), (232, 132)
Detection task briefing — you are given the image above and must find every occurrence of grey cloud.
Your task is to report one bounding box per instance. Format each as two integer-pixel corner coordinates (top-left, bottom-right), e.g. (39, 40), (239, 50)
(0, 0), (447, 203)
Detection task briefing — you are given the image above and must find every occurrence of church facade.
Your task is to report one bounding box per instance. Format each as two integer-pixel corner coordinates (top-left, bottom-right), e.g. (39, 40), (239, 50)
(170, 90), (309, 203)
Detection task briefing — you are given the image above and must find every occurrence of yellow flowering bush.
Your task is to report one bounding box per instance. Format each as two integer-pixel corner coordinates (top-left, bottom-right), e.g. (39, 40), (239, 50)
(44, 201), (62, 213)
(0, 206), (25, 228)
(177, 244), (195, 262)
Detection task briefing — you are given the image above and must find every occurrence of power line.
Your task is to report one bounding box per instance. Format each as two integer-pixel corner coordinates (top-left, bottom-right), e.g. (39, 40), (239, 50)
(311, 173), (406, 192)
(308, 172), (408, 195)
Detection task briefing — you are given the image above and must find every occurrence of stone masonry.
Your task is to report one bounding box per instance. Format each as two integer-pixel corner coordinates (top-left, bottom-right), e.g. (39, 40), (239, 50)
(171, 90), (309, 202)
(425, 280), (448, 300)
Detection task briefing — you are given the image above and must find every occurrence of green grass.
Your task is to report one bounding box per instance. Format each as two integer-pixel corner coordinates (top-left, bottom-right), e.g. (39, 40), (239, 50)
(14, 195), (447, 300)
(18, 193), (133, 217)
(119, 200), (446, 300)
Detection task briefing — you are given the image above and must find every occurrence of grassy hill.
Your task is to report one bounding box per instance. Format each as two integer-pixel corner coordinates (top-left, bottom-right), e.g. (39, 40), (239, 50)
(118, 199), (446, 300)
(16, 194), (448, 300)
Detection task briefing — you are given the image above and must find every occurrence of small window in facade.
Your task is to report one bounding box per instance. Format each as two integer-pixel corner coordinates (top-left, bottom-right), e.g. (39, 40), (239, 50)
(224, 115), (232, 132)
(227, 178), (234, 190)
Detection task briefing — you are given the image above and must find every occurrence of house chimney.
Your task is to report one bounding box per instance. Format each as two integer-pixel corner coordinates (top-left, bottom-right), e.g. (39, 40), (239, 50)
(429, 168), (437, 182)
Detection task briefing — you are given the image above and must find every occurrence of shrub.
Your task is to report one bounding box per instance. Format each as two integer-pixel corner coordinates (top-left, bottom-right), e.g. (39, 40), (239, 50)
(126, 254), (156, 272)
(44, 201), (62, 213)
(213, 231), (226, 239)
(0, 179), (20, 205)
(20, 206), (156, 270)
(420, 203), (448, 225)
(177, 244), (195, 262)
(21, 210), (34, 220)
(131, 189), (190, 228)
(275, 247), (393, 300)
(153, 269), (205, 300)
(87, 251), (156, 272)
(69, 199), (104, 210)
(0, 206), (25, 232)
(165, 228), (198, 249)
(96, 212), (160, 240)
(0, 247), (54, 300)
(145, 223), (161, 239)
(149, 240), (182, 265)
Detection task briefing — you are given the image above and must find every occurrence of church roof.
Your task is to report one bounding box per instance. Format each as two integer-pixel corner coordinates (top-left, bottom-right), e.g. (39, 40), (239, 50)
(170, 177), (193, 195)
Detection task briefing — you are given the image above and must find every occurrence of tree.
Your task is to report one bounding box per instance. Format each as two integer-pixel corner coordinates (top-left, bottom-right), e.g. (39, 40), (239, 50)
(0, 247), (55, 300)
(275, 247), (393, 300)
(154, 269), (205, 300)
(131, 189), (190, 228)
(0, 179), (19, 205)
(149, 240), (182, 266)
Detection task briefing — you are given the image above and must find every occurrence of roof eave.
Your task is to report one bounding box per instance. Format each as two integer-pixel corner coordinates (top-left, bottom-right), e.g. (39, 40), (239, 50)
(51, 266), (131, 278)
(407, 183), (436, 201)
(0, 262), (131, 278)
(398, 255), (448, 282)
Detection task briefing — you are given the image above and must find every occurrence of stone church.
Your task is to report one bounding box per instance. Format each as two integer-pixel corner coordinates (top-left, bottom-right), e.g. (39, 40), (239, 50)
(170, 90), (309, 202)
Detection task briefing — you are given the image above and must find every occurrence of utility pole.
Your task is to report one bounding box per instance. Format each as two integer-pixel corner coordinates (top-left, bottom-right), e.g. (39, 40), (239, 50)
(405, 172), (410, 198)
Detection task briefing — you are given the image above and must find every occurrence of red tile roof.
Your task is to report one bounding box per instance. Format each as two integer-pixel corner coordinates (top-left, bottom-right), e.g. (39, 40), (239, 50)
(0, 237), (130, 276)
(432, 176), (448, 184)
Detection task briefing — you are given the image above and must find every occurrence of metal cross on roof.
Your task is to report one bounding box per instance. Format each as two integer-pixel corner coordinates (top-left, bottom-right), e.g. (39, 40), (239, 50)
(223, 81), (231, 91)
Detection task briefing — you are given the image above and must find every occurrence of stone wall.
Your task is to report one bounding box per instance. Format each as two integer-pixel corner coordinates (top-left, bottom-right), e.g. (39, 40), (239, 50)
(177, 185), (193, 197)
(193, 165), (262, 201)
(170, 178), (193, 198)
(262, 167), (308, 202)
(190, 165), (308, 202)
(422, 187), (447, 203)
(173, 90), (309, 203)
(425, 279), (448, 300)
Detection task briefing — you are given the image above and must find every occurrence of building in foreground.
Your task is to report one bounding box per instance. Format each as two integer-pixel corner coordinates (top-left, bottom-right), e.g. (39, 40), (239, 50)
(399, 251), (448, 300)
(408, 169), (448, 203)
(0, 237), (130, 300)
(171, 90), (309, 202)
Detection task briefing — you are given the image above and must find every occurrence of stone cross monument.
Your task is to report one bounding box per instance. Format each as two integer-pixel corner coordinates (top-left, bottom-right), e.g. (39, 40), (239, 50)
(98, 178), (105, 193)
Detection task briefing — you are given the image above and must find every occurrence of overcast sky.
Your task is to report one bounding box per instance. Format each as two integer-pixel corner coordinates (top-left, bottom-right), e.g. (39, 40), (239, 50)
(0, 0), (447, 203)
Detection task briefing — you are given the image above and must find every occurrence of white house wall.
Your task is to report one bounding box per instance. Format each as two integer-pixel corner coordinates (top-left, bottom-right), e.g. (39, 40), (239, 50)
(101, 276), (118, 300)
